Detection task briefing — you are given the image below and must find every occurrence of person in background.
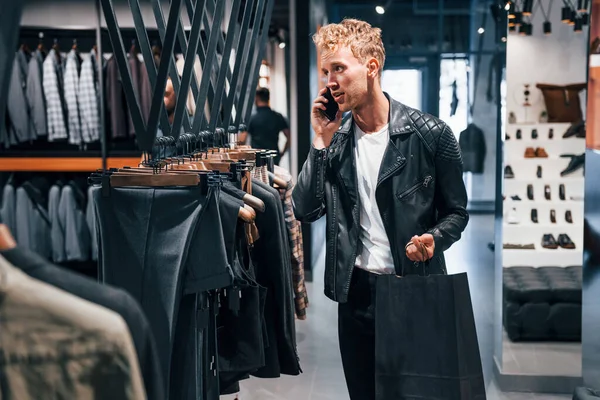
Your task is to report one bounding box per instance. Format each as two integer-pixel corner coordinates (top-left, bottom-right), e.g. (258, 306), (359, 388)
(239, 87), (290, 165)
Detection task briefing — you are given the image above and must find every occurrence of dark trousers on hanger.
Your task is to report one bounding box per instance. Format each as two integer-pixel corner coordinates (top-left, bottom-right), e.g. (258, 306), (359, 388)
(338, 267), (378, 400)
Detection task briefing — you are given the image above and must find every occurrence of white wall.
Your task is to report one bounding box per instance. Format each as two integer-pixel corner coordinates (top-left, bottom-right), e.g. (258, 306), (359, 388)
(506, 6), (589, 123)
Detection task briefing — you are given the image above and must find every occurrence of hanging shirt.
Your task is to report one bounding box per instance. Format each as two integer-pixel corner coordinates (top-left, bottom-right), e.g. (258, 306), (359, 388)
(43, 49), (68, 141)
(64, 49), (82, 145)
(79, 52), (100, 143)
(353, 123), (395, 275)
(26, 50), (47, 138)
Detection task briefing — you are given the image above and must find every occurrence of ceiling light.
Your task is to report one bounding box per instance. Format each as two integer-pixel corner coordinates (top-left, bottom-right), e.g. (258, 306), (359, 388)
(478, 27), (485, 34)
(375, 5), (385, 14)
(505, 1), (511, 11)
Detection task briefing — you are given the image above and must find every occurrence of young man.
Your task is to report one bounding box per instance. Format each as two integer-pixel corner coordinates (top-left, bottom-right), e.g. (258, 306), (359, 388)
(239, 88), (290, 165)
(292, 19), (469, 399)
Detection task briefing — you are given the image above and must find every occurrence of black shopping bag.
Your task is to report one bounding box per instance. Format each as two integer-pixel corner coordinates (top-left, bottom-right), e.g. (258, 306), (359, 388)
(375, 272), (486, 400)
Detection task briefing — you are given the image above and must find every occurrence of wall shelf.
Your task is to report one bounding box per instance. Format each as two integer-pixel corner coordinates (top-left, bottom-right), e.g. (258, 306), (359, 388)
(0, 157), (141, 172)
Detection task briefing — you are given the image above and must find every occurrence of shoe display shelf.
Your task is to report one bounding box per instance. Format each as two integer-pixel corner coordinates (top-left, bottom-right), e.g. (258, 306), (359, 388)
(502, 122), (584, 268)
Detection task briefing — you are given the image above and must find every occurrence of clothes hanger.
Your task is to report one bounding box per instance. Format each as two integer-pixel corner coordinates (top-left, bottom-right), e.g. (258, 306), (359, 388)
(0, 224), (16, 251)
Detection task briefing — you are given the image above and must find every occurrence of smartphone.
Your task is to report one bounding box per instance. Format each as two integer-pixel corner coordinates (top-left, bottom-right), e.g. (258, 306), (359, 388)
(322, 88), (339, 121)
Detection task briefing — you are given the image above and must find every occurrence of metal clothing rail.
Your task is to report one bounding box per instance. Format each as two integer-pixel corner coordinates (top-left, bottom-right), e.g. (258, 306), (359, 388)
(99, 0), (274, 156)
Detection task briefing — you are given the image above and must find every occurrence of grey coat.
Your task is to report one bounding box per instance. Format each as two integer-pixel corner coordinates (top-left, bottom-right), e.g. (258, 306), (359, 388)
(26, 50), (47, 137)
(6, 50), (36, 146)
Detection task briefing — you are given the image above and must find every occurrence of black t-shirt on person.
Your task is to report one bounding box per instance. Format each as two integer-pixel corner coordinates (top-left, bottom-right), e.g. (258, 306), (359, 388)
(248, 106), (288, 153)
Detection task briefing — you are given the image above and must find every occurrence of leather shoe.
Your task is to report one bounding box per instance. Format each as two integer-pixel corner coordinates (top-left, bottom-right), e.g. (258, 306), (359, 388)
(532, 129), (538, 139)
(537, 165), (542, 178)
(531, 209), (538, 223)
(560, 153), (585, 176)
(559, 184), (566, 200)
(516, 129), (522, 139)
(566, 210), (573, 223)
(535, 147), (549, 158)
(549, 128), (554, 139)
(511, 195), (522, 201)
(550, 209), (556, 223)
(545, 185), (551, 200)
(542, 234), (559, 249)
(527, 184), (534, 200)
(505, 165), (515, 178)
(563, 120), (585, 138)
(558, 233), (576, 249)
(524, 147), (536, 158)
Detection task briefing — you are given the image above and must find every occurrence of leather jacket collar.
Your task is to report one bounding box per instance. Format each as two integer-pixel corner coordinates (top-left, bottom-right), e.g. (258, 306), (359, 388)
(335, 92), (416, 137)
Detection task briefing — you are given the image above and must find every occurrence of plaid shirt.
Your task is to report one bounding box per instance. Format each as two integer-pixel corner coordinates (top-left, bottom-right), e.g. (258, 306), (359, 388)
(274, 165), (308, 320)
(78, 52), (100, 143)
(43, 50), (68, 141)
(64, 50), (82, 145)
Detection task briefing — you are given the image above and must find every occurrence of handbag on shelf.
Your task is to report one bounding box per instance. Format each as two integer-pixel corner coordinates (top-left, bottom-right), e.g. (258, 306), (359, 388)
(375, 259), (486, 400)
(536, 83), (587, 123)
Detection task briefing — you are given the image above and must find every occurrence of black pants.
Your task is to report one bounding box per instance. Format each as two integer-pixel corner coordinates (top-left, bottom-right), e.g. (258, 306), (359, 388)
(338, 267), (378, 400)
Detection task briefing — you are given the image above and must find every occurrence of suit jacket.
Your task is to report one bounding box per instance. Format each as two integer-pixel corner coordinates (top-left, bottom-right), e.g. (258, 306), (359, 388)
(26, 50), (47, 137)
(105, 56), (127, 138)
(6, 50), (36, 145)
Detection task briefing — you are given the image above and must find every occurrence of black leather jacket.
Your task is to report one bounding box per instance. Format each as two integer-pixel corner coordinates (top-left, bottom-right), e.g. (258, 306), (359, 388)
(292, 94), (469, 303)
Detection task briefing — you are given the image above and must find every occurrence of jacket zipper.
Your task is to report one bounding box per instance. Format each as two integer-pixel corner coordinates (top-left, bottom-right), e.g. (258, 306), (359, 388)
(397, 175), (433, 200)
(330, 184), (339, 301)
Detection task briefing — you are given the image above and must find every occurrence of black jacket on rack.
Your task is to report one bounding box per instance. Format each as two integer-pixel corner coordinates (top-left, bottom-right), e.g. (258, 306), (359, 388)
(458, 123), (486, 174)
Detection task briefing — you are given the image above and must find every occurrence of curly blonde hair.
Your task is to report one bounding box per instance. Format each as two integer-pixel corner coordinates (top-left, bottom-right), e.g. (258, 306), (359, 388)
(313, 18), (385, 74)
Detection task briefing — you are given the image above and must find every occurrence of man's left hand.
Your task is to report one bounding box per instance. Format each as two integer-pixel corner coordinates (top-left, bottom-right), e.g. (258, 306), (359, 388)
(405, 234), (435, 262)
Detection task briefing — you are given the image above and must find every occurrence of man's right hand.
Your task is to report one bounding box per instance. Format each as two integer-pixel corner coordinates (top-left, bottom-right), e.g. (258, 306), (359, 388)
(311, 88), (343, 149)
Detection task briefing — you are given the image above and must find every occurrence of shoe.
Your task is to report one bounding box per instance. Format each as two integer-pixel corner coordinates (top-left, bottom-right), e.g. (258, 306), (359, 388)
(511, 195), (522, 201)
(542, 234), (559, 249)
(566, 210), (573, 223)
(531, 209), (538, 223)
(550, 209), (556, 223)
(516, 129), (522, 139)
(535, 147), (549, 158)
(537, 165), (542, 178)
(532, 129), (538, 139)
(560, 154), (585, 176)
(545, 185), (551, 200)
(549, 128), (554, 139)
(527, 184), (534, 200)
(563, 120), (585, 138)
(559, 184), (565, 200)
(505, 165), (515, 179)
(557, 233), (576, 249)
(507, 207), (519, 224)
(524, 147), (536, 158)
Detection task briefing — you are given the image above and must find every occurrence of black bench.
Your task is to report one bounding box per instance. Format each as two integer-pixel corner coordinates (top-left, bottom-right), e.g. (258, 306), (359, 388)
(503, 266), (582, 341)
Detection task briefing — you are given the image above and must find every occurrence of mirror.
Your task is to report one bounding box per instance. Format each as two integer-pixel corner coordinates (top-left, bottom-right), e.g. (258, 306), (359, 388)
(500, 0), (589, 391)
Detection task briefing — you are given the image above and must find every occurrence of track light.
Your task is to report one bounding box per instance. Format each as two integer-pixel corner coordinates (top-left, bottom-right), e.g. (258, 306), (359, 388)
(522, 0), (533, 16)
(501, 36), (507, 42)
(478, 27), (485, 34)
(507, 1), (516, 18)
(582, 13), (589, 25)
(519, 23), (527, 36)
(279, 41), (286, 49)
(375, 5), (385, 14)
(562, 6), (572, 22)
(544, 21), (552, 35)
(574, 16), (583, 32)
(578, 0), (590, 12)
(569, 10), (576, 25)
(514, 12), (523, 25)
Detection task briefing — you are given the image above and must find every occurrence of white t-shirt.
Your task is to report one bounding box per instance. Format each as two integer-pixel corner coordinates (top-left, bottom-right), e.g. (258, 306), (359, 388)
(353, 123), (395, 275)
